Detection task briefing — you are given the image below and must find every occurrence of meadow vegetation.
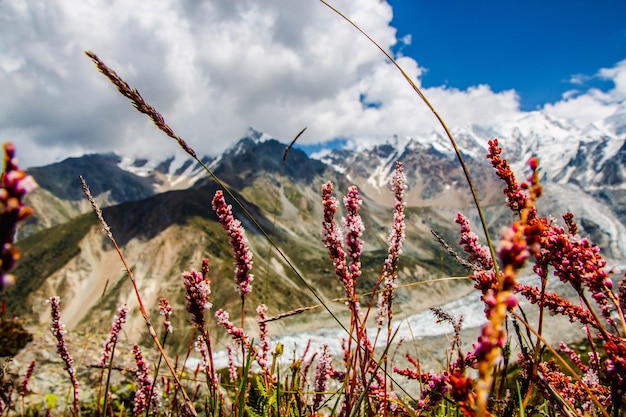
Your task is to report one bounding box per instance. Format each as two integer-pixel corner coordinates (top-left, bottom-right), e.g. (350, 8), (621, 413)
(1, 4), (625, 417)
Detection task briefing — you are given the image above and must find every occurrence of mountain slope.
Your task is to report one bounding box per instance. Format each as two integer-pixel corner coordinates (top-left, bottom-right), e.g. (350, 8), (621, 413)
(22, 153), (156, 237)
(8, 135), (476, 351)
(8, 110), (626, 355)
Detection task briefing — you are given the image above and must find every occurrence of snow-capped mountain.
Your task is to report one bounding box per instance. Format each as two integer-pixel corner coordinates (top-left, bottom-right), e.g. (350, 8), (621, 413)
(317, 108), (626, 195)
(9, 107), (626, 364)
(22, 106), (626, 259)
(312, 108), (626, 256)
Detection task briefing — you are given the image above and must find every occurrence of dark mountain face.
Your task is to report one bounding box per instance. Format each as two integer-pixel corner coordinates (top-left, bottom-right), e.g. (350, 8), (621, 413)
(206, 138), (329, 188)
(102, 181), (273, 247)
(27, 153), (155, 202)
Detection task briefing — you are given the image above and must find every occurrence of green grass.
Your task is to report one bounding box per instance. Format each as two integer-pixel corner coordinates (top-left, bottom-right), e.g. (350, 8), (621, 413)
(4, 213), (97, 316)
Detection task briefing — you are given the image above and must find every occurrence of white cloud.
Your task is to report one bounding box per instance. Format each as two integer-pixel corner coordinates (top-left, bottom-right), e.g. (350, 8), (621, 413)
(599, 59), (626, 99)
(0, 0), (624, 168)
(543, 59), (626, 126)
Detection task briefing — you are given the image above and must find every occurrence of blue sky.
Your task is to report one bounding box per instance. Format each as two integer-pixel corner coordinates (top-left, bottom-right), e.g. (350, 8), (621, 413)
(1, 0), (626, 168)
(389, 0), (626, 110)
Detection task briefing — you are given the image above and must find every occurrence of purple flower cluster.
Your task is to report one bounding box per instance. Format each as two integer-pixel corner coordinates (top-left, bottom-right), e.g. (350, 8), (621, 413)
(539, 223), (615, 322)
(99, 303), (129, 367)
(455, 212), (493, 271)
(132, 344), (158, 416)
(377, 162), (407, 327)
(19, 360), (36, 397)
(321, 182), (363, 305)
(394, 354), (451, 411)
(0, 143), (37, 291)
(212, 191), (254, 296)
(159, 297), (173, 333)
(516, 284), (597, 329)
(48, 296), (80, 409)
(487, 138), (528, 215)
(182, 268), (212, 329)
(256, 304), (271, 374)
(312, 344), (331, 411)
(215, 309), (250, 349)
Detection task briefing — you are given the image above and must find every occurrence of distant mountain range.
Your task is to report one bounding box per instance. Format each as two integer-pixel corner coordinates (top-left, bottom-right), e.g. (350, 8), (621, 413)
(8, 106), (626, 351)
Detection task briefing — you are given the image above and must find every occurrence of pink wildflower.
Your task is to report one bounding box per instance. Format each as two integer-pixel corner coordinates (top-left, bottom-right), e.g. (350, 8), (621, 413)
(343, 185), (364, 279)
(0, 143), (37, 291)
(559, 342), (586, 372)
(99, 303), (129, 367)
(212, 191), (254, 296)
(321, 182), (351, 298)
(215, 309), (250, 349)
(48, 296), (80, 410)
(158, 297), (173, 333)
(321, 181), (366, 313)
(539, 222), (615, 323)
(313, 344), (332, 411)
(377, 162), (407, 327)
(516, 284), (597, 327)
(226, 344), (238, 382)
(256, 304), (271, 374)
(394, 354), (451, 411)
(486, 138), (528, 215)
(456, 212), (494, 271)
(195, 335), (218, 387)
(182, 269), (212, 329)
(132, 344), (158, 417)
(19, 360), (36, 397)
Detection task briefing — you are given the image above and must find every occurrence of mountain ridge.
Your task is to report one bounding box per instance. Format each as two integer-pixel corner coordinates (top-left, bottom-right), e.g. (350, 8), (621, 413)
(9, 109), (626, 350)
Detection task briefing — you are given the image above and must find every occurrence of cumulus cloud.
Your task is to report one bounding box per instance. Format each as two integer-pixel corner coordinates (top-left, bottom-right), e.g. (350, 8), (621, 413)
(543, 59), (626, 126)
(0, 0), (623, 168)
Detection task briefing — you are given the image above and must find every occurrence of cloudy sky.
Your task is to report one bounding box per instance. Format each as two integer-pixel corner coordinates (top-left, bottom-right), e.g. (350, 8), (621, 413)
(2, 0), (625, 168)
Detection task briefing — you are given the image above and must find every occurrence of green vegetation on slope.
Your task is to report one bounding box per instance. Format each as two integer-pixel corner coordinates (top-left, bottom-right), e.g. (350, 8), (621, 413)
(3, 213), (97, 316)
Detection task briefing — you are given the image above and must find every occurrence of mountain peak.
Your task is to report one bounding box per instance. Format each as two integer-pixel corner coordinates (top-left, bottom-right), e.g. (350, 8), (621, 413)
(246, 126), (274, 144)
(27, 153), (154, 202)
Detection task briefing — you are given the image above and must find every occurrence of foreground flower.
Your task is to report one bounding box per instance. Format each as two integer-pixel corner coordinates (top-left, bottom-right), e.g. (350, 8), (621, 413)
(215, 309), (250, 349)
(0, 142), (37, 291)
(132, 344), (159, 416)
(159, 297), (173, 333)
(321, 182), (358, 304)
(212, 191), (254, 297)
(99, 303), (129, 367)
(48, 296), (80, 411)
(313, 345), (332, 411)
(378, 161), (407, 327)
(256, 304), (271, 374)
(19, 360), (36, 397)
(182, 268), (212, 330)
